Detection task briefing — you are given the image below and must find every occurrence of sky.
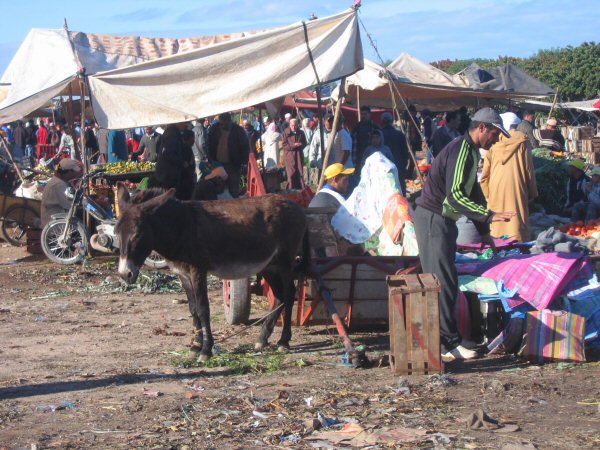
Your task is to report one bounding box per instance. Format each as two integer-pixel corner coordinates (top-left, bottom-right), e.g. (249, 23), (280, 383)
(0, 0), (598, 74)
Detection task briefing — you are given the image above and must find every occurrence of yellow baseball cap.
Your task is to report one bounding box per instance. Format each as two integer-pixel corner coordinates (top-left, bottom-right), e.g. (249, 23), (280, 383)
(324, 163), (355, 180)
(568, 159), (586, 171)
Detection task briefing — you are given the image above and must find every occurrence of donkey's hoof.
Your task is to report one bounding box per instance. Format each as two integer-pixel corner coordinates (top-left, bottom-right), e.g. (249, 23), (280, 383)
(197, 353), (210, 363)
(254, 342), (267, 351)
(277, 344), (290, 353)
(189, 345), (202, 356)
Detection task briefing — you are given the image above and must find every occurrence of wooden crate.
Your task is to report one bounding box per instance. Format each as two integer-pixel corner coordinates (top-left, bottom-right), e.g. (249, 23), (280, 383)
(26, 228), (43, 255)
(387, 273), (443, 375)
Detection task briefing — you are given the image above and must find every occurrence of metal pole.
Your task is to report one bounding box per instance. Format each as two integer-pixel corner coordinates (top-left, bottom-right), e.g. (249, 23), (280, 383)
(356, 84), (361, 122)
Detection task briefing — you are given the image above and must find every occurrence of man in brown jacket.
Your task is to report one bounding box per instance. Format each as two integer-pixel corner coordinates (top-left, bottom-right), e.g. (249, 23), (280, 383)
(282, 118), (307, 189)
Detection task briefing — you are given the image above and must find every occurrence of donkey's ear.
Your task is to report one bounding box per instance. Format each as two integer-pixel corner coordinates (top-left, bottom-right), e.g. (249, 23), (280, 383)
(116, 182), (130, 212)
(142, 188), (176, 215)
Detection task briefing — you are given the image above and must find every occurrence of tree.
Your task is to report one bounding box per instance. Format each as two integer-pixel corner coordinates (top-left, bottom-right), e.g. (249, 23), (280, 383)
(430, 42), (600, 101)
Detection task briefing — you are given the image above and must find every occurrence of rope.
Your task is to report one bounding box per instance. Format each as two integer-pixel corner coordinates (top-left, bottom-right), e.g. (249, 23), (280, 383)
(217, 302), (285, 343)
(357, 15), (430, 181)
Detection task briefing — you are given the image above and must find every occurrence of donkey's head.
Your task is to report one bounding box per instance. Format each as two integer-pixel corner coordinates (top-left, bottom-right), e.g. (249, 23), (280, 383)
(115, 182), (176, 284)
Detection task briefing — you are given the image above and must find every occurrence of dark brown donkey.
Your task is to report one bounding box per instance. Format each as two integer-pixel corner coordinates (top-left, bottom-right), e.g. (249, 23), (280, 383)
(114, 183), (310, 361)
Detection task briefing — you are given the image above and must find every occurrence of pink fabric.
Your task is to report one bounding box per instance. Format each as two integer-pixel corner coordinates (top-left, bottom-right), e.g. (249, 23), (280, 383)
(475, 253), (590, 311)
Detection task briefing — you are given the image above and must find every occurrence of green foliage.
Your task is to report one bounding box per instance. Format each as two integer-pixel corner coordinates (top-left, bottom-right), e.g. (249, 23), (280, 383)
(431, 42), (600, 101)
(170, 345), (286, 375)
(532, 149), (568, 215)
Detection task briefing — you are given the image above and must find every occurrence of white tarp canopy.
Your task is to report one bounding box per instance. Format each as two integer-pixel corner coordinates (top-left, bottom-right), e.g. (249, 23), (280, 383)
(1, 8), (362, 127)
(339, 53), (553, 110)
(0, 26), (256, 123)
(88, 8), (363, 129)
(515, 98), (600, 112)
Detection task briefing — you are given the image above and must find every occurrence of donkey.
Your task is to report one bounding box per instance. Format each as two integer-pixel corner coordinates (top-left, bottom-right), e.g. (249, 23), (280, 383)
(114, 183), (310, 361)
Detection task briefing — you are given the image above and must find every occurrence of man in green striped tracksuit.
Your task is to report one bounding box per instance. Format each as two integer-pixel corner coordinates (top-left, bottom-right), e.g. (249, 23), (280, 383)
(414, 107), (515, 362)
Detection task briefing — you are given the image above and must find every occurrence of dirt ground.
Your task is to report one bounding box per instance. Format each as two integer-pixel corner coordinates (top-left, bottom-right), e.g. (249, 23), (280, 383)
(0, 244), (599, 450)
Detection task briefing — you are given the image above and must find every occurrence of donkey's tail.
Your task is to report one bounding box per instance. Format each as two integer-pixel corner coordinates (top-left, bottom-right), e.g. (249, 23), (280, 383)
(294, 229), (311, 275)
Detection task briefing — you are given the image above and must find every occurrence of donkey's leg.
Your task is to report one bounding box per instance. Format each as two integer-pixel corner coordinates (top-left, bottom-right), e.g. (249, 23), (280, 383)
(192, 269), (213, 362)
(255, 271), (285, 350)
(179, 273), (203, 354)
(276, 275), (296, 351)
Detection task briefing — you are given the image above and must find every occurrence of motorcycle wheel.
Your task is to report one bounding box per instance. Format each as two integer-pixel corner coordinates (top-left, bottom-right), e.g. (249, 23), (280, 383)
(144, 251), (168, 269)
(41, 219), (88, 265)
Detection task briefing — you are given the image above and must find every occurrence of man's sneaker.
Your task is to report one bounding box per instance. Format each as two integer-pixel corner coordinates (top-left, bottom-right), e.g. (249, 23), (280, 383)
(441, 345), (479, 362)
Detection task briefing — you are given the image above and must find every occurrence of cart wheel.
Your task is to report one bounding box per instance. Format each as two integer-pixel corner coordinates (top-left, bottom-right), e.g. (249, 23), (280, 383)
(223, 278), (251, 325)
(144, 251), (168, 269)
(1, 205), (40, 247)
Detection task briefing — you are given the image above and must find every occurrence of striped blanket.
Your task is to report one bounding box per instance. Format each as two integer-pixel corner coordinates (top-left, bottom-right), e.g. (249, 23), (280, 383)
(473, 253), (593, 311)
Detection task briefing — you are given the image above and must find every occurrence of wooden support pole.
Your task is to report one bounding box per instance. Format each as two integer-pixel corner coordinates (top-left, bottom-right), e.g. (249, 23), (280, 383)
(549, 89), (559, 119)
(318, 77), (346, 191)
(356, 84), (361, 122)
(79, 78), (88, 172)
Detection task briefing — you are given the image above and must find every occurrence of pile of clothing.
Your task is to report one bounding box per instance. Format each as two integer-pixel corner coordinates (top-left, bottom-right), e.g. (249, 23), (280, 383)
(530, 226), (587, 254)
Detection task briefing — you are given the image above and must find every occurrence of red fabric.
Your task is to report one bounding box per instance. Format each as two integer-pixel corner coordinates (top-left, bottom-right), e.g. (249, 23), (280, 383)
(383, 193), (411, 244)
(594, 99), (600, 109)
(37, 126), (48, 145)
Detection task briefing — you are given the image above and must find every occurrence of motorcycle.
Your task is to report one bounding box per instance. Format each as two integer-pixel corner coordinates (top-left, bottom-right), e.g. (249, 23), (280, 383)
(41, 169), (167, 268)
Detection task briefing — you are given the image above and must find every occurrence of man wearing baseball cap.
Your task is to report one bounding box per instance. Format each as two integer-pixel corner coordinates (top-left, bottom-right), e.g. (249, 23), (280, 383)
(414, 107), (515, 362)
(308, 163), (354, 209)
(41, 158), (84, 226)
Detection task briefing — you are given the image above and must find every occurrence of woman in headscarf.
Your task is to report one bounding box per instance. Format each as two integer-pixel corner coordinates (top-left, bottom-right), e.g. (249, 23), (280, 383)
(261, 122), (282, 171)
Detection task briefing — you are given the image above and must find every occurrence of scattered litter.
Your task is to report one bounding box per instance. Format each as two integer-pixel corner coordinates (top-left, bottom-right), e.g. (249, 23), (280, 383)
(317, 412), (339, 428)
(305, 397), (314, 407)
(527, 396), (547, 405)
(34, 316), (44, 322)
(427, 373), (457, 387)
(142, 389), (163, 398)
(36, 400), (76, 412)
(252, 410), (270, 420)
(306, 422), (431, 446)
(184, 392), (197, 400)
(392, 386), (411, 395)
(191, 383), (205, 392)
(466, 409), (520, 432)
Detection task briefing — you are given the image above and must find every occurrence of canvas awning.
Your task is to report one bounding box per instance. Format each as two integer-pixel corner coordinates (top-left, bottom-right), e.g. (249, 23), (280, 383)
(0, 26), (255, 123)
(338, 54), (554, 111)
(88, 8), (363, 129)
(1, 8), (362, 127)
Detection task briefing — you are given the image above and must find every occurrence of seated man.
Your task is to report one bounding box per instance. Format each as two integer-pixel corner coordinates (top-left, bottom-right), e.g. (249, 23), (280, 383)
(308, 163), (354, 209)
(572, 166), (600, 223)
(533, 118), (565, 151)
(564, 159), (590, 220)
(41, 158), (83, 226)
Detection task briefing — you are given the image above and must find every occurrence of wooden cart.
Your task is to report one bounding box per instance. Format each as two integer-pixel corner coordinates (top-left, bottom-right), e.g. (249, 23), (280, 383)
(222, 154), (421, 330)
(0, 193), (41, 246)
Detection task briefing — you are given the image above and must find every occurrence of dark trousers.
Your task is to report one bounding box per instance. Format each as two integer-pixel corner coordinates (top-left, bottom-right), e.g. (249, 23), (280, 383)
(413, 205), (460, 350)
(223, 164), (241, 197)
